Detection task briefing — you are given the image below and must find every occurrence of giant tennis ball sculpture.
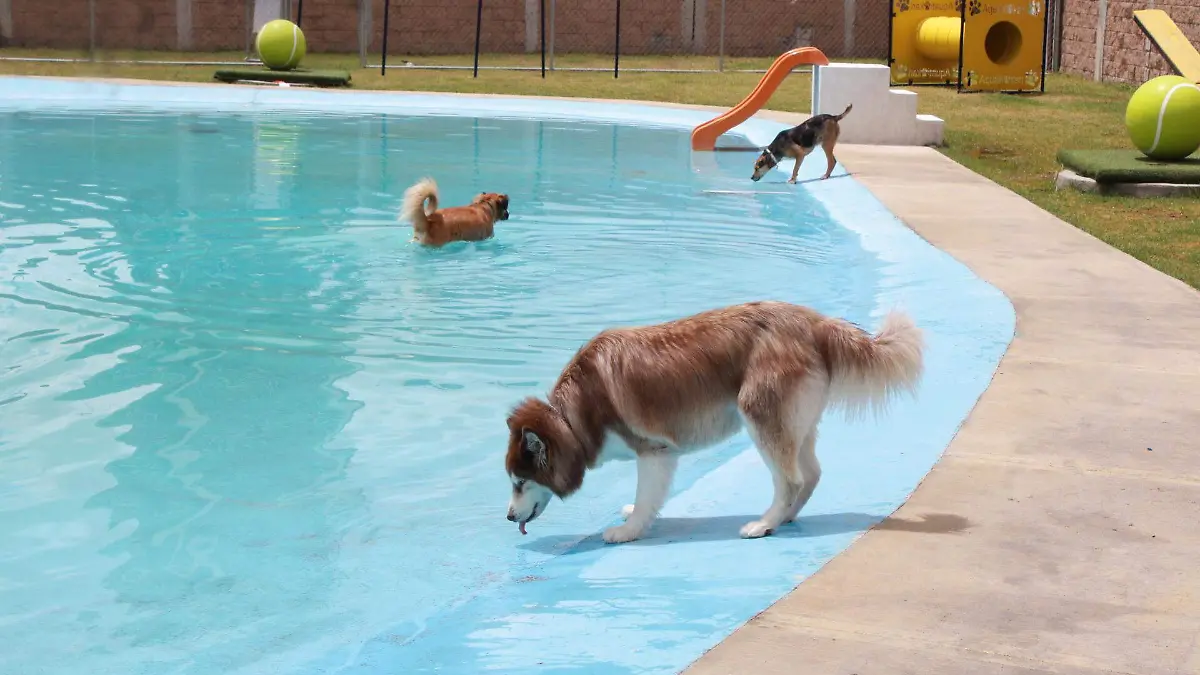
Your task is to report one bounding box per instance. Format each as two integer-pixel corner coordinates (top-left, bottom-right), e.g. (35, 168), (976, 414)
(1124, 75), (1200, 161)
(256, 19), (307, 71)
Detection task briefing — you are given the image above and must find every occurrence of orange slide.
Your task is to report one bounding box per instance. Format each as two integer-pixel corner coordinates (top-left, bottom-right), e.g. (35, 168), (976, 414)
(690, 47), (830, 151)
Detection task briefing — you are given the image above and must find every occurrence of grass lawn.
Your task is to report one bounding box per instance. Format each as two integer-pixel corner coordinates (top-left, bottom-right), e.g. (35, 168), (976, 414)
(2, 49), (1198, 289)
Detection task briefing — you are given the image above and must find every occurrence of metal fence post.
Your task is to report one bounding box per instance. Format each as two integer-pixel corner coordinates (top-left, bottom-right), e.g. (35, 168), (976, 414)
(381, 0), (392, 75)
(473, 0), (483, 78)
(1093, 0), (1108, 81)
(357, 0), (370, 68)
(245, 0), (254, 57)
(718, 0), (726, 72)
(613, 0), (621, 79)
(811, 63), (821, 114)
(88, 0), (96, 61)
(548, 0), (556, 71)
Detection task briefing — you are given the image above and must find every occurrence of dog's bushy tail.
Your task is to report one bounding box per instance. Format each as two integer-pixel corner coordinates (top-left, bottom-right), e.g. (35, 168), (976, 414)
(834, 103), (853, 120)
(401, 177), (439, 235)
(818, 310), (924, 420)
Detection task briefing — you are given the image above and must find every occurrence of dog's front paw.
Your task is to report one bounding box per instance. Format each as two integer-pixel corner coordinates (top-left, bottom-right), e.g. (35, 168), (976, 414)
(739, 520), (775, 539)
(620, 504), (635, 520)
(603, 523), (645, 544)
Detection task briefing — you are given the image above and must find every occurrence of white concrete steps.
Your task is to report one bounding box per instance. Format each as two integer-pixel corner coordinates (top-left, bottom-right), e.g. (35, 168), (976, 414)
(812, 63), (945, 147)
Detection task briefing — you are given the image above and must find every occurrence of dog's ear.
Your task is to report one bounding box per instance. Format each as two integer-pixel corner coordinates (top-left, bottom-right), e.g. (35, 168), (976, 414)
(521, 428), (548, 467)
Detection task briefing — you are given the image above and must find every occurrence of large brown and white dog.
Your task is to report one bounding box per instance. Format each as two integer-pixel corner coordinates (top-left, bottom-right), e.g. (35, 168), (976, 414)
(400, 177), (509, 247)
(504, 300), (924, 544)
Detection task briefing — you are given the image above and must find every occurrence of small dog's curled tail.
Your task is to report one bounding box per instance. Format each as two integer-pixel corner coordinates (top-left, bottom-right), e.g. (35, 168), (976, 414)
(818, 310), (924, 420)
(401, 177), (439, 236)
(835, 103), (853, 120)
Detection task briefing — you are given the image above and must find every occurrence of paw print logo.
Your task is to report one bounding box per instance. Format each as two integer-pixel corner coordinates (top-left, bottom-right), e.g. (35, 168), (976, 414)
(1028, 0), (1042, 15)
(897, 0), (909, 12)
(954, 0), (964, 12)
(968, 0), (983, 15)
(1025, 69), (1041, 88)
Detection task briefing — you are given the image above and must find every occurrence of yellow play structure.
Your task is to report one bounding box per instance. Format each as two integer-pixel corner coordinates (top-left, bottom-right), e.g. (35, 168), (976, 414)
(1134, 9), (1200, 84)
(888, 0), (1047, 92)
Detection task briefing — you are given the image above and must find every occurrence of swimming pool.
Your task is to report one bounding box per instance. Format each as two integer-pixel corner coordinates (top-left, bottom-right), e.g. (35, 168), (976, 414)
(0, 78), (1013, 675)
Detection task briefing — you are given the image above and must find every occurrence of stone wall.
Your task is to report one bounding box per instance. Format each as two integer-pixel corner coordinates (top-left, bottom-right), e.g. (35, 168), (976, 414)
(0, 0), (891, 59)
(1059, 0), (1199, 84)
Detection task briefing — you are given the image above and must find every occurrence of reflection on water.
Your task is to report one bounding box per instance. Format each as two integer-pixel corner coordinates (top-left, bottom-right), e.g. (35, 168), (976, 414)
(0, 108), (894, 674)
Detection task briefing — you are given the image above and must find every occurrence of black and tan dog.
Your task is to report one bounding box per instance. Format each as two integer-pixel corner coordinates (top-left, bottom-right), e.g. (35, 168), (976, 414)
(750, 104), (853, 184)
(400, 177), (510, 247)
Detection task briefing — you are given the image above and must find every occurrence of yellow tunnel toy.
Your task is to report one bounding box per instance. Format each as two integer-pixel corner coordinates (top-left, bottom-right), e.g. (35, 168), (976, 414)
(888, 0), (1047, 93)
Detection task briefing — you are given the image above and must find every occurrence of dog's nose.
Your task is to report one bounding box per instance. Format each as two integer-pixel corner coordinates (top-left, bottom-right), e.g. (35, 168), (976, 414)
(506, 510), (517, 522)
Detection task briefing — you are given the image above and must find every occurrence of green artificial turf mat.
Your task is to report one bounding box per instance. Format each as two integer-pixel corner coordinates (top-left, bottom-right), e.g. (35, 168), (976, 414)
(1058, 148), (1200, 184)
(213, 67), (352, 87)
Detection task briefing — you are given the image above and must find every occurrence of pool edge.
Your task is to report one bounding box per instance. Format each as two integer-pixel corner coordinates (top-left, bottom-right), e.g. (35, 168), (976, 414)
(684, 146), (1200, 674)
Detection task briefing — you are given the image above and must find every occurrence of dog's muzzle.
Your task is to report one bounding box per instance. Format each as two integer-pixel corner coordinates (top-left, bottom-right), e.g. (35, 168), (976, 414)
(751, 152), (778, 182)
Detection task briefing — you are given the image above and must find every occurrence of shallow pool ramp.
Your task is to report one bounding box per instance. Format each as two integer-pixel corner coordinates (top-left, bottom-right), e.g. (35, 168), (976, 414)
(813, 63), (944, 146)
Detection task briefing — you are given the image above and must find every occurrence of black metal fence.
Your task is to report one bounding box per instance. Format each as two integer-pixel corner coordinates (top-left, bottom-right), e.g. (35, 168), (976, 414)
(0, 0), (896, 75)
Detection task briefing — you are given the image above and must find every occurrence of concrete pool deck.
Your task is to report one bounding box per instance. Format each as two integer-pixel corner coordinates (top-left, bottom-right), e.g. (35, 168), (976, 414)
(687, 144), (1200, 675)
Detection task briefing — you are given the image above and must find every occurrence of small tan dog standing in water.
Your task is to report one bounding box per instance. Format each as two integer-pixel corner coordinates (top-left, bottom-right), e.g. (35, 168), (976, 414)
(503, 300), (924, 543)
(400, 177), (510, 247)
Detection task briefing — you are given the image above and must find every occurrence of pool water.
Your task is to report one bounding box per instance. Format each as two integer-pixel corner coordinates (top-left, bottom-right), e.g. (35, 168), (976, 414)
(0, 100), (1012, 675)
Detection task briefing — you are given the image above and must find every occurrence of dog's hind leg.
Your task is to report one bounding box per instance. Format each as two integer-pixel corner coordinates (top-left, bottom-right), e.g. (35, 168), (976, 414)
(738, 368), (827, 539)
(820, 128), (840, 180)
(604, 451), (679, 544)
(783, 428), (822, 524)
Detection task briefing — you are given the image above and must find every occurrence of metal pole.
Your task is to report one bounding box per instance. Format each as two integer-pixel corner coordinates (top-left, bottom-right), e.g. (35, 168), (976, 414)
(245, 0), (254, 58)
(811, 63), (821, 114)
(473, 0), (483, 78)
(357, 0), (368, 68)
(1093, 0), (1108, 82)
(296, 0), (303, 27)
(548, 0), (556, 71)
(1039, 0), (1049, 91)
(887, 0), (895, 78)
(381, 0), (391, 76)
(956, 0), (966, 90)
(540, 0), (546, 78)
(613, 0), (621, 79)
(88, 0), (96, 61)
(717, 0), (725, 72)
(1053, 0), (1064, 71)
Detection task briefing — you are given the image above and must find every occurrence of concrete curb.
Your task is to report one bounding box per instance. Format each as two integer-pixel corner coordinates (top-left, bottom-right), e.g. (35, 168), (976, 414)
(1055, 168), (1200, 197)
